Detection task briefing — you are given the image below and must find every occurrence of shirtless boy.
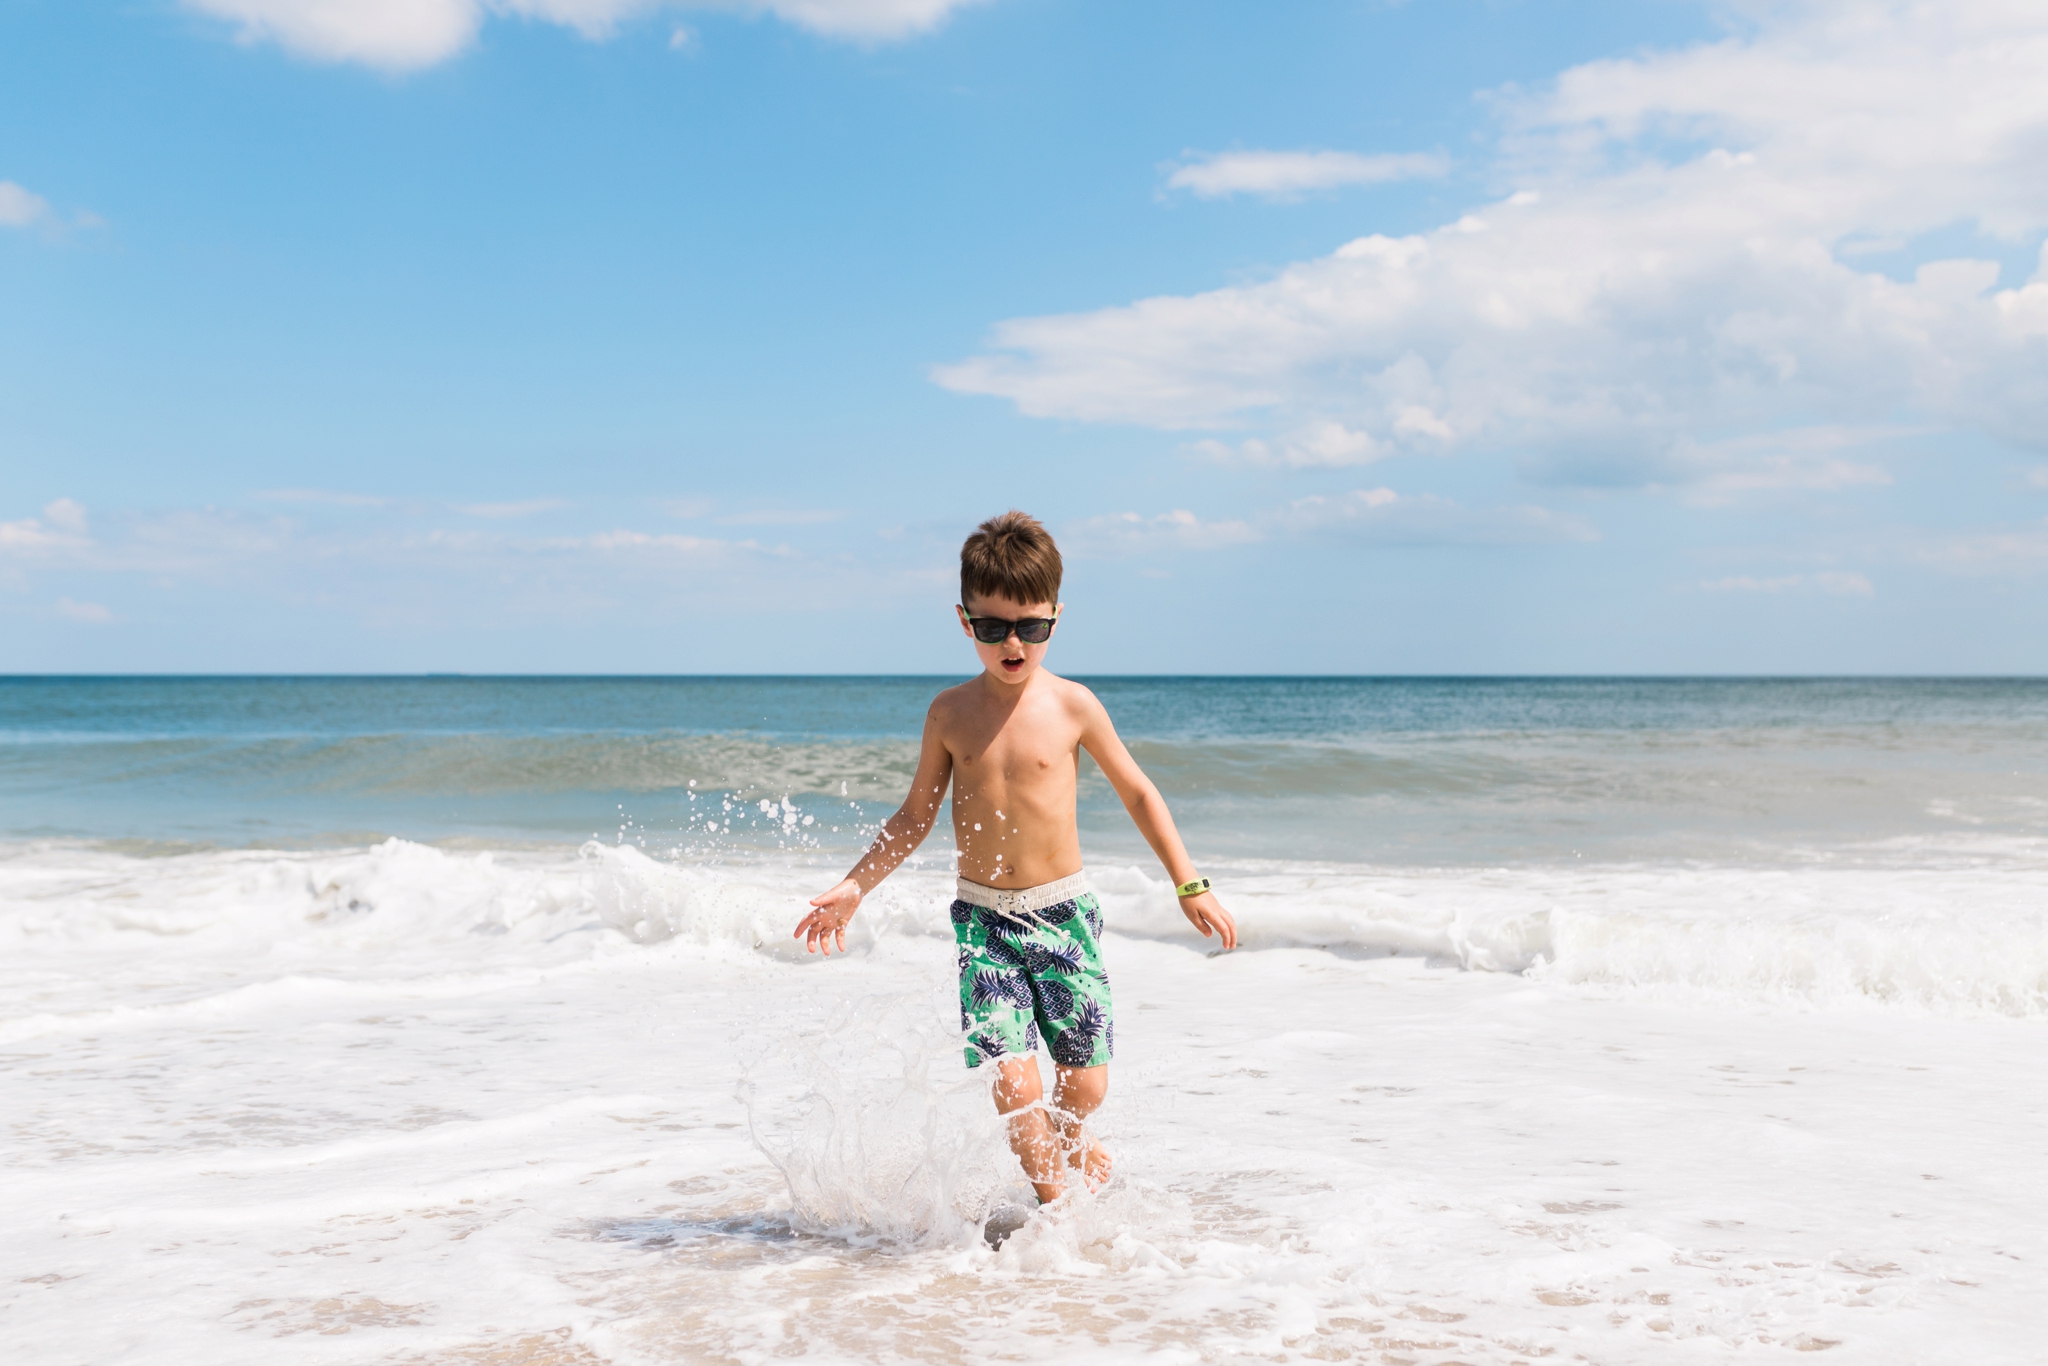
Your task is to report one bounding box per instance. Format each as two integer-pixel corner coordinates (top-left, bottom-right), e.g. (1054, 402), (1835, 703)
(795, 510), (1237, 1206)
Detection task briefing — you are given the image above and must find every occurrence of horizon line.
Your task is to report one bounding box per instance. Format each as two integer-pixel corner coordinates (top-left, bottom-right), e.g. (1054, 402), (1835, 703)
(4, 672), (2046, 683)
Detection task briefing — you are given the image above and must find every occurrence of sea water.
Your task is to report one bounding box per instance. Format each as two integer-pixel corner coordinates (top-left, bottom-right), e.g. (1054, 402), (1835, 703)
(3, 676), (2046, 1364)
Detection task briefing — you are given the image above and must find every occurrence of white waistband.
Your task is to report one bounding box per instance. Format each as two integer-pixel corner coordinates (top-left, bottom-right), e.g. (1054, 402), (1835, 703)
(955, 871), (1090, 919)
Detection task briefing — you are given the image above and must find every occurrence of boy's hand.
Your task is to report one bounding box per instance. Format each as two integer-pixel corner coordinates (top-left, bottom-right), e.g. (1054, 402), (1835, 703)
(1179, 890), (1237, 951)
(796, 878), (863, 956)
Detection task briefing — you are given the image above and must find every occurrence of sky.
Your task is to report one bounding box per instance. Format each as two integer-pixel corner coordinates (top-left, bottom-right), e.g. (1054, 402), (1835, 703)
(2, 0), (2045, 675)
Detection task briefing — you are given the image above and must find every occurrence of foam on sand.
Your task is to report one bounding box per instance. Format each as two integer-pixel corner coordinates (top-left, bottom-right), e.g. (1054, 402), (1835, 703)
(4, 837), (2047, 1362)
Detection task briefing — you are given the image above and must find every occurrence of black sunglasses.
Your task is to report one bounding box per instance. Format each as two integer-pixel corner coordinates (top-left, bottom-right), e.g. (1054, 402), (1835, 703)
(961, 610), (1058, 645)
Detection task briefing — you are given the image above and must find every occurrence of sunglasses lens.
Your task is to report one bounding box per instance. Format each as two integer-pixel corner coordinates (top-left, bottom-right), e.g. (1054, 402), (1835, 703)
(968, 616), (1055, 644)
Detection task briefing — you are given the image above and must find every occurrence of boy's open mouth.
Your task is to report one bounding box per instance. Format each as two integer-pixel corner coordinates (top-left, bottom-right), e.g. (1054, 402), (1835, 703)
(1001, 654), (1026, 670)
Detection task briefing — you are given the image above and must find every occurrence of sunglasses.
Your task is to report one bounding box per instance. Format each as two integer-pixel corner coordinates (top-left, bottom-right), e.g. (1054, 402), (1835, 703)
(961, 609), (1059, 645)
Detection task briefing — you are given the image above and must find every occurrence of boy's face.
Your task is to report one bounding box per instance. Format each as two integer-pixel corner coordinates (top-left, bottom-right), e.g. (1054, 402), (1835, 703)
(958, 591), (1061, 686)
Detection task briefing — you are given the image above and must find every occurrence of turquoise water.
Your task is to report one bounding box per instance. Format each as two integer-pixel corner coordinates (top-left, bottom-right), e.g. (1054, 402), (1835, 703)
(3, 676), (2046, 864)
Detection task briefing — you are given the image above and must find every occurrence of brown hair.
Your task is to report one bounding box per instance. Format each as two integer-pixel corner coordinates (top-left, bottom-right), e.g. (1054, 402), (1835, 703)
(960, 510), (1063, 608)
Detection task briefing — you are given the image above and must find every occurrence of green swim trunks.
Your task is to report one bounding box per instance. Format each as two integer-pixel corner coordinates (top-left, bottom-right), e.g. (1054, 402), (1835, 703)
(951, 873), (1113, 1069)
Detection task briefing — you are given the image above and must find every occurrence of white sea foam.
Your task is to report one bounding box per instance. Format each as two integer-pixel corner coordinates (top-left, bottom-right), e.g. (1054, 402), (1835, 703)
(6, 836), (2048, 1363)
(8, 838), (2048, 1017)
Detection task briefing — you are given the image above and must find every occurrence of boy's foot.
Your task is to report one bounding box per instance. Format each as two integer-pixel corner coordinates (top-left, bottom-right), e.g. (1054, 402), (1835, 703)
(1078, 1140), (1113, 1190)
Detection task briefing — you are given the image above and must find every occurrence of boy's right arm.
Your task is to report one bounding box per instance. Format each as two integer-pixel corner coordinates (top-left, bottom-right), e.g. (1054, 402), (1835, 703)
(794, 703), (954, 956)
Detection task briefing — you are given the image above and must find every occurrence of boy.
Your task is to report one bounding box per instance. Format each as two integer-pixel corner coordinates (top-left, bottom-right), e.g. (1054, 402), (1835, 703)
(795, 510), (1237, 1206)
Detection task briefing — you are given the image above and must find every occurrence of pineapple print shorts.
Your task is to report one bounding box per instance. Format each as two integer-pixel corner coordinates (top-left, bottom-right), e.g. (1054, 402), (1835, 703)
(952, 873), (1114, 1070)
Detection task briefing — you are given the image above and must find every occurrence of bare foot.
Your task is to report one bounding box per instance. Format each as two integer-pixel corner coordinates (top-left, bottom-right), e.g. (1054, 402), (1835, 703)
(1077, 1140), (1113, 1191)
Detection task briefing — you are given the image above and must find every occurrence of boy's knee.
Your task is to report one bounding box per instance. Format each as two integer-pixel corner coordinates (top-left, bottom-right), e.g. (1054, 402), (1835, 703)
(991, 1057), (1043, 1112)
(1056, 1063), (1108, 1106)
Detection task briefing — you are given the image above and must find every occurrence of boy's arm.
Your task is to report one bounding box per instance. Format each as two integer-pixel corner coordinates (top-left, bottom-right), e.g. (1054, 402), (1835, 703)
(794, 703), (954, 956)
(1076, 693), (1238, 951)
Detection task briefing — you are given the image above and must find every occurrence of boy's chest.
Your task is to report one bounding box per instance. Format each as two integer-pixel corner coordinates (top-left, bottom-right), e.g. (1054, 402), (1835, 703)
(950, 724), (1079, 786)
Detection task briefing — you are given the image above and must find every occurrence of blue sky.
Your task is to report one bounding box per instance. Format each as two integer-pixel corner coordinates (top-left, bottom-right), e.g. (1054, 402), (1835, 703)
(3, 0), (2045, 674)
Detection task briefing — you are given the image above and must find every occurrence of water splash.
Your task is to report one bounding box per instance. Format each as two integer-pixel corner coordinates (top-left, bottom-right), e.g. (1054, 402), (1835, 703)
(738, 991), (1021, 1247)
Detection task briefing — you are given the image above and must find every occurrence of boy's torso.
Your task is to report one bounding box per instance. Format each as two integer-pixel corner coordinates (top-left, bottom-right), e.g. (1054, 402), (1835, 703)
(934, 672), (1088, 889)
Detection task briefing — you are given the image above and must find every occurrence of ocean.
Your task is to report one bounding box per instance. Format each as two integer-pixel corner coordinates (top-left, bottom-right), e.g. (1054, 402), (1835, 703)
(4, 676), (2045, 1364)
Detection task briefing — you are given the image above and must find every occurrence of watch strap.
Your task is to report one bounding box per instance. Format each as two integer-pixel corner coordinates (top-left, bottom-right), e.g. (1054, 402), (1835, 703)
(1174, 876), (1211, 898)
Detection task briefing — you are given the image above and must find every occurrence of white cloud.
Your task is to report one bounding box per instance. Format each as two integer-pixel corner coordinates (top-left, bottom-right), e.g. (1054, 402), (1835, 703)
(1910, 520), (2048, 574)
(578, 528), (743, 554)
(54, 598), (115, 624)
(1632, 424), (1901, 504)
(183, 0), (482, 67)
(1700, 572), (1874, 596)
(1066, 508), (1261, 556)
(0, 181), (52, 228)
(181, 0), (987, 68)
(256, 488), (391, 506)
(1066, 487), (1596, 557)
(2027, 466), (2048, 490)
(937, 2), (2048, 481)
(41, 498), (89, 532)
(1188, 419), (1384, 468)
(1166, 149), (1449, 200)
(747, 0), (985, 41)
(457, 498), (569, 518)
(0, 500), (92, 557)
(1274, 487), (1597, 545)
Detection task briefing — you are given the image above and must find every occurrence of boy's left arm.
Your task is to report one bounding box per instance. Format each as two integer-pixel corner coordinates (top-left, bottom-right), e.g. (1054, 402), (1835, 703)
(1076, 694), (1238, 951)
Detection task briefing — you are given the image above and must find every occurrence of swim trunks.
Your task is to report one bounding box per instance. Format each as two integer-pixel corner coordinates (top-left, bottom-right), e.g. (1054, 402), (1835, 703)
(951, 871), (1113, 1070)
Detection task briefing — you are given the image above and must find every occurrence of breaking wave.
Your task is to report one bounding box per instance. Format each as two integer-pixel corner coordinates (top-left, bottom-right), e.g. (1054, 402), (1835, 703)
(4, 839), (2047, 1020)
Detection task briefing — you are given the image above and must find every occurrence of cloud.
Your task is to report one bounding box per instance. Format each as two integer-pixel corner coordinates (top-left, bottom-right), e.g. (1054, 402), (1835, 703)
(0, 500), (93, 557)
(937, 2), (2048, 483)
(1166, 149), (1449, 200)
(41, 498), (89, 532)
(13, 501), (784, 582)
(1533, 423), (1903, 502)
(0, 181), (52, 229)
(577, 528), (750, 554)
(2027, 466), (2048, 490)
(1187, 419), (1385, 468)
(1066, 508), (1261, 556)
(1909, 520), (2048, 575)
(255, 488), (391, 506)
(1280, 487), (1597, 545)
(181, 0), (988, 68)
(54, 598), (115, 624)
(1700, 572), (1874, 596)
(457, 498), (569, 518)
(1065, 487), (1596, 557)
(746, 0), (986, 41)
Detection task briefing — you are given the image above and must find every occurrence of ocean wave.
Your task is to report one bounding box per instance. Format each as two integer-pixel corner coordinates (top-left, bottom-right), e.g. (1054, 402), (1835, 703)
(12, 721), (2048, 872)
(0, 731), (922, 801)
(5, 841), (2047, 1019)
(1087, 862), (2048, 1017)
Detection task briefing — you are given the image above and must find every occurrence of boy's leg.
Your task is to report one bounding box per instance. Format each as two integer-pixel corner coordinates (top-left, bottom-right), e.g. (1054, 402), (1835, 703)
(991, 1056), (1067, 1205)
(1052, 1064), (1112, 1189)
